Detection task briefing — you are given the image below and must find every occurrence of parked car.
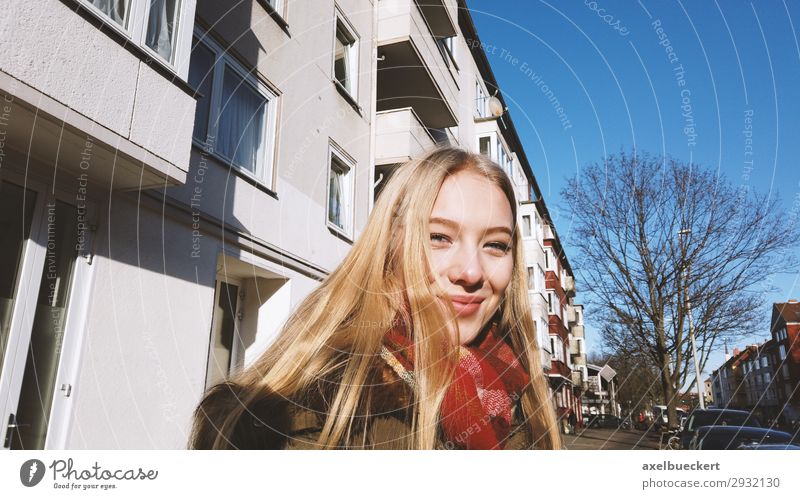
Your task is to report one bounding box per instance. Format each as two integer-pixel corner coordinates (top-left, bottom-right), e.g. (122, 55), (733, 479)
(689, 425), (796, 450)
(736, 443), (800, 450)
(651, 405), (687, 430)
(680, 409), (761, 449)
(587, 414), (630, 429)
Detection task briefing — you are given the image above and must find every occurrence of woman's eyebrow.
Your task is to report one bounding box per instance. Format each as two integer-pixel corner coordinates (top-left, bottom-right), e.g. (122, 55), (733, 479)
(429, 217), (513, 236)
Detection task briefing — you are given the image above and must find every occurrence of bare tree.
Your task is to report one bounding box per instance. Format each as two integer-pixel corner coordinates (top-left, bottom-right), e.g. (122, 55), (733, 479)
(563, 152), (800, 429)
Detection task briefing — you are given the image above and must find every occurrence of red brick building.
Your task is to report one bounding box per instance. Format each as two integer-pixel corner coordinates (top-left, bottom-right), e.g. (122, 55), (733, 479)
(771, 301), (800, 425)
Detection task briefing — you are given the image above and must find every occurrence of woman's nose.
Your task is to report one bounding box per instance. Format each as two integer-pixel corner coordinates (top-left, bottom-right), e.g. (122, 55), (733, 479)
(447, 243), (484, 286)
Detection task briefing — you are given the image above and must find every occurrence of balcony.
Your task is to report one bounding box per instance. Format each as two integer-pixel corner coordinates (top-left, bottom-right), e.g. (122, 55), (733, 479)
(564, 275), (576, 296)
(377, 0), (458, 129)
(415, 0), (458, 38)
(0, 69), (189, 189)
(0, 1), (194, 189)
(375, 107), (436, 165)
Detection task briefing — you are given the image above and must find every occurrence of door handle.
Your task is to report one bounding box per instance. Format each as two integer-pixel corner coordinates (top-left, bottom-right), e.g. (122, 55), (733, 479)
(3, 413), (30, 448)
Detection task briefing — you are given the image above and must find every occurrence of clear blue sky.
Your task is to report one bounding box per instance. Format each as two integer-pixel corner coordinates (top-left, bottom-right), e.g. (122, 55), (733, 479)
(467, 0), (800, 384)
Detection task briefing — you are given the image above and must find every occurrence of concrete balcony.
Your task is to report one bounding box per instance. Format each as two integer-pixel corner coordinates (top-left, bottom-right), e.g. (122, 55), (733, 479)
(375, 107), (436, 165)
(377, 0), (459, 129)
(0, 0), (195, 189)
(564, 275), (576, 296)
(416, 0), (458, 38)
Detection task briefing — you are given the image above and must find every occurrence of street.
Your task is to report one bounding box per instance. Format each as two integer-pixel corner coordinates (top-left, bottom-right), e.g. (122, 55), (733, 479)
(563, 428), (661, 450)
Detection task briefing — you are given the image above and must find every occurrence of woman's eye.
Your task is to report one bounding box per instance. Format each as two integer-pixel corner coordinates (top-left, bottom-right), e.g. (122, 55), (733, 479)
(430, 233), (450, 244)
(487, 242), (511, 253)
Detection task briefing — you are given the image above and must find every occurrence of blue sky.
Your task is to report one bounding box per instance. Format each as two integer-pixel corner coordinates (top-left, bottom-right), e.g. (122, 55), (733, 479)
(467, 0), (800, 382)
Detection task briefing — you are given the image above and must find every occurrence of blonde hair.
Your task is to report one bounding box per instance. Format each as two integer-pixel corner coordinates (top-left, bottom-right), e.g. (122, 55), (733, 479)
(189, 147), (562, 449)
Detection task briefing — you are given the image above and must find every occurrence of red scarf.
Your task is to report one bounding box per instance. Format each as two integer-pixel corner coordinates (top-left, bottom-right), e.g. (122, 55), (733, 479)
(382, 320), (530, 449)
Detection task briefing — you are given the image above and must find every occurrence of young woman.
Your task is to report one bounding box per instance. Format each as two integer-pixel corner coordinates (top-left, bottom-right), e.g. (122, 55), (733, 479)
(189, 147), (561, 450)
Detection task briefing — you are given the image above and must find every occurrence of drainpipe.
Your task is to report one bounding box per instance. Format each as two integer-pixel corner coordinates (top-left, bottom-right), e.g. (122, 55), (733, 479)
(367, 0), (379, 218)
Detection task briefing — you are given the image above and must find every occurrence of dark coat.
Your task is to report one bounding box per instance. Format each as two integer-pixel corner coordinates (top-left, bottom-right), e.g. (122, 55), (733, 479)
(219, 358), (533, 450)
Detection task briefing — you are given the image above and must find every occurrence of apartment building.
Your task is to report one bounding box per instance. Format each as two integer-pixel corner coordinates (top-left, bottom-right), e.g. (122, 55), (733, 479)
(584, 363), (618, 417)
(708, 302), (800, 427)
(542, 225), (577, 421)
(0, 0), (580, 449)
(568, 303), (587, 426)
(769, 301), (800, 425)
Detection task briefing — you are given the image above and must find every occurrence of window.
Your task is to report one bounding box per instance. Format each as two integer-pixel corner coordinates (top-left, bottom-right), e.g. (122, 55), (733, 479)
(479, 136), (491, 156)
(436, 35), (458, 69)
(550, 336), (564, 363)
(80, 0), (190, 68)
(84, 0), (131, 27)
(333, 11), (359, 99)
(145, 0), (182, 61)
(264, 0), (282, 11)
(535, 265), (545, 293)
(533, 210), (543, 240)
(522, 215), (531, 238)
(547, 292), (554, 314)
(527, 266), (535, 291)
(327, 142), (356, 238)
(475, 79), (487, 117)
(761, 356), (768, 368)
(544, 248), (555, 270)
(779, 344), (786, 360)
(498, 145), (509, 175)
(189, 34), (278, 187)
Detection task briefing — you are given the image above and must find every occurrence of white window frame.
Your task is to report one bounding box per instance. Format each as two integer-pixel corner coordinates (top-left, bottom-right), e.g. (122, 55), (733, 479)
(544, 248), (555, 271)
(326, 141), (356, 239)
(332, 6), (360, 101)
(536, 264), (546, 293)
(78, 0), (195, 77)
(475, 79), (488, 117)
(441, 35), (459, 70)
(521, 215), (532, 238)
(526, 266), (535, 291)
(190, 30), (279, 190)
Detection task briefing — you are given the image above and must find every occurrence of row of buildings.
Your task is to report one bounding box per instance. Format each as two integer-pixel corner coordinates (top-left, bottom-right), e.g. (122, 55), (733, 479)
(709, 301), (800, 428)
(0, 0), (602, 448)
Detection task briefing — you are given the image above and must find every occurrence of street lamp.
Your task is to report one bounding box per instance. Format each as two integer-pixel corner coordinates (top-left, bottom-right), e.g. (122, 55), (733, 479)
(678, 228), (705, 410)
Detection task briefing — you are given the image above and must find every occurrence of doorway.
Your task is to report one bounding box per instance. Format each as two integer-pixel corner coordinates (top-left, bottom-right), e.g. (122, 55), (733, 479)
(1, 175), (95, 449)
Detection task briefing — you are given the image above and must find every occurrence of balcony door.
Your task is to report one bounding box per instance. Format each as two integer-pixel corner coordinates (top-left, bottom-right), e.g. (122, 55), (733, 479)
(0, 173), (95, 449)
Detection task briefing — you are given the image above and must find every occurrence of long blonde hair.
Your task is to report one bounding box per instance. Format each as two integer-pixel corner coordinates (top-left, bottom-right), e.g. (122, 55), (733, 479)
(189, 147), (561, 449)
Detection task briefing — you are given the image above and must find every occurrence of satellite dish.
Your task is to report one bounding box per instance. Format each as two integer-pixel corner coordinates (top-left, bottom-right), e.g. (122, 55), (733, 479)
(488, 96), (504, 117)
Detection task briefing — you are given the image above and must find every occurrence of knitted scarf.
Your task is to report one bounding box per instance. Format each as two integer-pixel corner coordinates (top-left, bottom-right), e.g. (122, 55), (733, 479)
(381, 320), (530, 449)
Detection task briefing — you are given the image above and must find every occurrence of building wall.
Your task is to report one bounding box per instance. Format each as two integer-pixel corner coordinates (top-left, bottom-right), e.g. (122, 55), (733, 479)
(0, 0), (195, 171)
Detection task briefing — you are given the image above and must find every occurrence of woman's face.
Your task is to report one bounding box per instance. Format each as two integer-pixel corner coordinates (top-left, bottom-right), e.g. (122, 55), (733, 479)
(427, 170), (515, 346)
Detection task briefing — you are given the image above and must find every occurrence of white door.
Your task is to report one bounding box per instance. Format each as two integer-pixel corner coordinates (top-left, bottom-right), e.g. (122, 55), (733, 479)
(0, 173), (96, 449)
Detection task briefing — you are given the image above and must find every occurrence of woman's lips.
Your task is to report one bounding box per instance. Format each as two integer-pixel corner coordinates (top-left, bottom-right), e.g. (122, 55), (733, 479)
(441, 297), (483, 316)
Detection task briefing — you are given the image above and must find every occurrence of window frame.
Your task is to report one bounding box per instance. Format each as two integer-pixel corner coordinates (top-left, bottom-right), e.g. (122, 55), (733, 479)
(190, 30), (279, 191)
(521, 215), (532, 238)
(78, 0), (194, 77)
(332, 6), (360, 104)
(474, 78), (488, 118)
(326, 140), (357, 240)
